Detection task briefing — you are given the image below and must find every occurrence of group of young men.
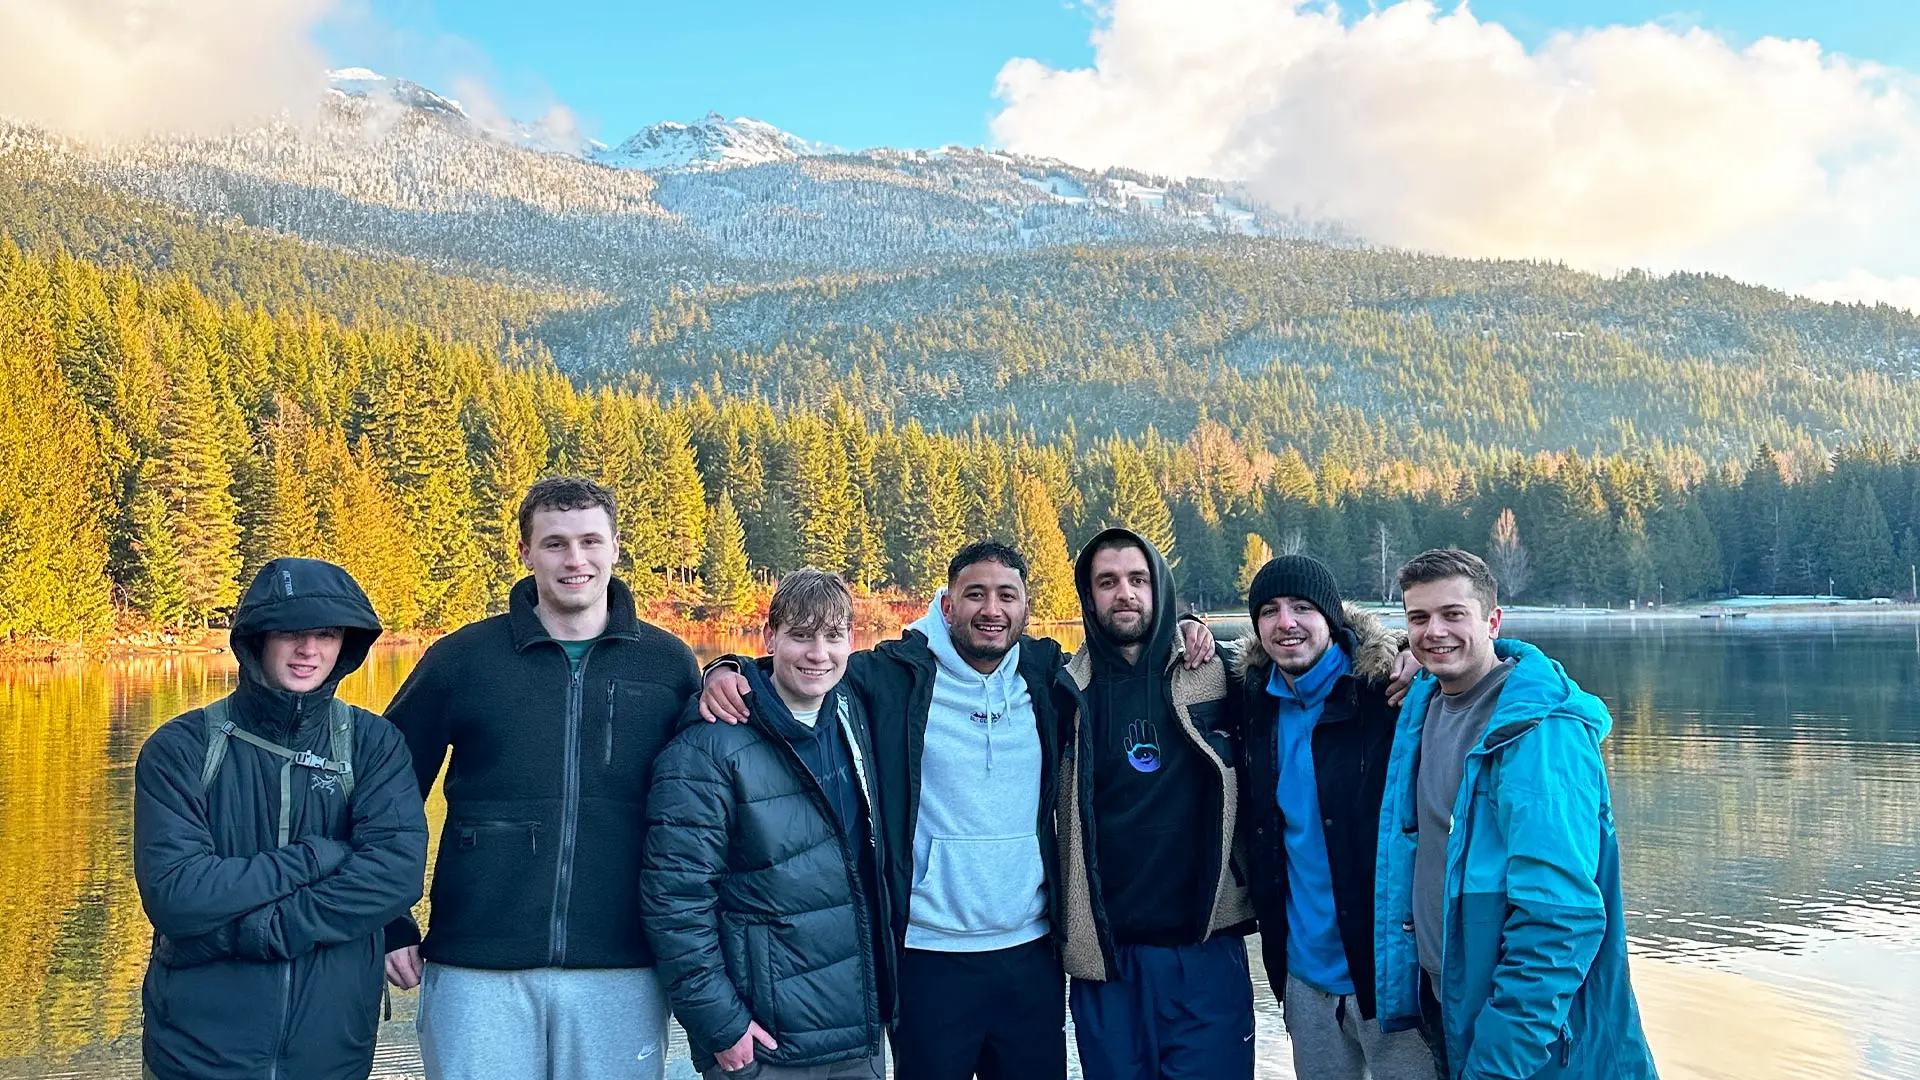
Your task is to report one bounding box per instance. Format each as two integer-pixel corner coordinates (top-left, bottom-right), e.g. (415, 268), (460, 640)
(134, 474), (1659, 1080)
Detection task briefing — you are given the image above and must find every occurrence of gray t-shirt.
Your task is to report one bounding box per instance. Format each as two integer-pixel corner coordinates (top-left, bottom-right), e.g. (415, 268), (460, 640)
(1414, 658), (1516, 975)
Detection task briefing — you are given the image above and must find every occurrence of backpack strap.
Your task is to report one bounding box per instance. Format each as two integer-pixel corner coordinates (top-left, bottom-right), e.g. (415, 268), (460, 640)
(328, 697), (356, 801)
(198, 695), (357, 846)
(200, 697), (234, 792)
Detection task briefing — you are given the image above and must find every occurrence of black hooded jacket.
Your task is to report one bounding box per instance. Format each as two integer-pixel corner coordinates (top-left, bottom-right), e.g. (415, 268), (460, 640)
(134, 558), (428, 1080)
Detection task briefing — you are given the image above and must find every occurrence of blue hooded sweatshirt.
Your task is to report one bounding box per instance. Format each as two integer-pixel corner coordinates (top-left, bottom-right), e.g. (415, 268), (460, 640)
(900, 593), (1049, 952)
(1374, 640), (1658, 1080)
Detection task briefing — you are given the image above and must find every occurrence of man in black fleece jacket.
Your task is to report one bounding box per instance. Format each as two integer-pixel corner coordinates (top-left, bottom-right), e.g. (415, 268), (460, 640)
(382, 477), (700, 1080)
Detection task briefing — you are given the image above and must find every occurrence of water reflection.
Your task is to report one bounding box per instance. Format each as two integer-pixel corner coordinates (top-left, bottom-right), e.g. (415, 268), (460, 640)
(0, 617), (1916, 1079)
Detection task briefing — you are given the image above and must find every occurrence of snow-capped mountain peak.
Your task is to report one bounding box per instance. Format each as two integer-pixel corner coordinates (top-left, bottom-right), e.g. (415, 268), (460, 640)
(326, 68), (468, 120)
(595, 113), (836, 172)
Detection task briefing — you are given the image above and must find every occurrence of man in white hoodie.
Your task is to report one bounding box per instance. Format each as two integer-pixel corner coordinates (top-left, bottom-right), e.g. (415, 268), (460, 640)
(699, 541), (1214, 1079)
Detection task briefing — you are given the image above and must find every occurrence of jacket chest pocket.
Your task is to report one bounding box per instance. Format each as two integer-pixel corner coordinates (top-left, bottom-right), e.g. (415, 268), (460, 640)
(602, 678), (680, 783)
(1184, 699), (1234, 762)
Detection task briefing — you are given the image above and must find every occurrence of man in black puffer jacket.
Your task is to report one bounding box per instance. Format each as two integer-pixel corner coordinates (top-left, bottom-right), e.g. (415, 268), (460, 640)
(643, 570), (890, 1079)
(134, 557), (428, 1080)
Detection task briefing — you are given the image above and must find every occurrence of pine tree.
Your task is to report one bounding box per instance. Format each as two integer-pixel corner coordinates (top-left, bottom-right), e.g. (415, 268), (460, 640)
(470, 374), (548, 609)
(1235, 533), (1274, 601)
(1897, 527), (1919, 601)
(150, 329), (242, 623)
(324, 437), (426, 630)
(1011, 474), (1078, 621)
(1831, 481), (1897, 597)
(258, 399), (323, 563)
(362, 334), (484, 624)
(0, 281), (113, 638)
(126, 473), (189, 628)
(701, 492), (755, 619)
(903, 442), (967, 597)
(1106, 442), (1177, 565)
(655, 409), (709, 582)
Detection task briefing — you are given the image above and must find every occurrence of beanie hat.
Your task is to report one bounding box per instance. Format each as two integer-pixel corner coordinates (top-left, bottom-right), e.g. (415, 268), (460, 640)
(1247, 554), (1347, 637)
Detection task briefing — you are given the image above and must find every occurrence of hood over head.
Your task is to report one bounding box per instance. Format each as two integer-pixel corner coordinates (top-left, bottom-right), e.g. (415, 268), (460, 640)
(227, 557), (383, 737)
(1074, 527), (1178, 673)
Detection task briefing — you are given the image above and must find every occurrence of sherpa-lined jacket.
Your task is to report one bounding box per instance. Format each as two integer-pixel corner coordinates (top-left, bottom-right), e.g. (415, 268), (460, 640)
(1054, 529), (1254, 981)
(1231, 602), (1401, 1020)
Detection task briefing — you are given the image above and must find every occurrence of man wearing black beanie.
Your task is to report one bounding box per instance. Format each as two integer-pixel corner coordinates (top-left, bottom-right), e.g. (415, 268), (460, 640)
(1232, 555), (1435, 1080)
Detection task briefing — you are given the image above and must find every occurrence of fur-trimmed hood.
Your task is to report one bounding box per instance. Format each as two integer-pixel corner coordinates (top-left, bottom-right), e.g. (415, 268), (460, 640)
(1230, 601), (1403, 685)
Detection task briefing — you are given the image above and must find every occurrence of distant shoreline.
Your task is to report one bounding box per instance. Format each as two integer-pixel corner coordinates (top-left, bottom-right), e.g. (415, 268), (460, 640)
(1198, 599), (1920, 626)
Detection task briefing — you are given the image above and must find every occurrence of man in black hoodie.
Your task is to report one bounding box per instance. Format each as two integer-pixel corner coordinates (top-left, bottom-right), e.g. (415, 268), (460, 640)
(381, 477), (701, 1080)
(134, 557), (428, 1080)
(1055, 528), (1256, 1080)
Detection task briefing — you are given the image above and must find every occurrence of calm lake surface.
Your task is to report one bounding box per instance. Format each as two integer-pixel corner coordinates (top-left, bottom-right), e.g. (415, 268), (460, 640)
(1, 615), (1917, 1079)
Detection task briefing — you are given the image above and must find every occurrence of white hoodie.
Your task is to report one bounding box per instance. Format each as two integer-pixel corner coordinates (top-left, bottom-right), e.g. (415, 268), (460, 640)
(903, 592), (1050, 952)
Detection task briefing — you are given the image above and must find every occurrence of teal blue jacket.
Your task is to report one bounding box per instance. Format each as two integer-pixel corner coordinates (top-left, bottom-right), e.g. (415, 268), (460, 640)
(1373, 640), (1658, 1080)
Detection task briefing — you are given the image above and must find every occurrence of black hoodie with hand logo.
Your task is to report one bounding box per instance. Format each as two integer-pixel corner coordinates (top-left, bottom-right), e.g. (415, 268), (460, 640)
(1074, 529), (1215, 947)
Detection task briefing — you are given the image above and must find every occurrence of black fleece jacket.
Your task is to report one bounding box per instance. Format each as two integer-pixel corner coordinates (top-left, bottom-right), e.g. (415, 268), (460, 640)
(384, 576), (700, 969)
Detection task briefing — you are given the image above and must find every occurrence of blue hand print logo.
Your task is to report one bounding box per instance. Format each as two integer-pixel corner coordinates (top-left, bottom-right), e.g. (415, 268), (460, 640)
(1125, 719), (1161, 774)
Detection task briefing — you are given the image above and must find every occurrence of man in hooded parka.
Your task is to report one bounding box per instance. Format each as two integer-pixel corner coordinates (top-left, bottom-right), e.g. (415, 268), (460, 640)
(134, 557), (429, 1080)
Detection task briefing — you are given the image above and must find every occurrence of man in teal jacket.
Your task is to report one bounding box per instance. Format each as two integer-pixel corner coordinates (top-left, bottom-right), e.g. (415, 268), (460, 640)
(1373, 548), (1657, 1080)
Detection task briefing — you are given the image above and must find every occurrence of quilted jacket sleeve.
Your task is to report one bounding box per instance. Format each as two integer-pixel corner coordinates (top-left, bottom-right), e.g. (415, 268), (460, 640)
(639, 730), (752, 1057)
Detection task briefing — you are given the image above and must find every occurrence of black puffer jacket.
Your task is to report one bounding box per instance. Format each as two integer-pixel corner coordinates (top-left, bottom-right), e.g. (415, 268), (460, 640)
(641, 668), (889, 1072)
(134, 558), (428, 1080)
(384, 576), (700, 969)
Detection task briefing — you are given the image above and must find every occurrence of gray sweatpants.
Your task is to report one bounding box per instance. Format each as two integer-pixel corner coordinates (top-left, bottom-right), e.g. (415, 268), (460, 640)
(1282, 974), (1437, 1080)
(417, 963), (670, 1080)
(699, 1050), (886, 1079)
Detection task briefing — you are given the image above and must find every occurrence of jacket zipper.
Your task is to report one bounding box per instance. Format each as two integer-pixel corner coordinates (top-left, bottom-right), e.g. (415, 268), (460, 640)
(767, 701), (878, 1041)
(550, 649), (590, 966)
(267, 698), (303, 1080)
(604, 682), (616, 765)
(838, 701), (885, 1041)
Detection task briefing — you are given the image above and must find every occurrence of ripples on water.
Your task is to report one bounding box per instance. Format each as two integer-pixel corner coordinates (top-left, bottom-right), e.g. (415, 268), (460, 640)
(0, 616), (1916, 1079)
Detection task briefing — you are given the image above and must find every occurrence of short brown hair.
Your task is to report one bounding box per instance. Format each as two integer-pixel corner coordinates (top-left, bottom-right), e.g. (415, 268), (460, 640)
(519, 476), (619, 543)
(767, 569), (855, 635)
(1396, 548), (1499, 614)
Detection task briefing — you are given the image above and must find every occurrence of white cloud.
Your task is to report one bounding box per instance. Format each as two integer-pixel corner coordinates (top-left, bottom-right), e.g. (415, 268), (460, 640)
(1803, 270), (1920, 314)
(992, 0), (1920, 294)
(0, 0), (335, 139)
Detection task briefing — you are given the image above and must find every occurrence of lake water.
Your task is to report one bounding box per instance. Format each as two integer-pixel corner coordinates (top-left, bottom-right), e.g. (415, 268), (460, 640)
(1, 615), (1916, 1079)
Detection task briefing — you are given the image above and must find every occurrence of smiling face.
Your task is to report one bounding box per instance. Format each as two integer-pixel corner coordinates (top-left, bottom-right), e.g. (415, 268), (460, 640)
(941, 558), (1030, 672)
(1088, 543), (1154, 647)
(1403, 575), (1502, 693)
(518, 505), (619, 619)
(765, 619), (851, 713)
(1256, 596), (1334, 677)
(260, 628), (344, 693)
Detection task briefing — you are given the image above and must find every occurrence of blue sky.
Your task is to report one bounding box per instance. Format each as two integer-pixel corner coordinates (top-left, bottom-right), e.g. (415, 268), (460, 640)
(317, 1), (1918, 149)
